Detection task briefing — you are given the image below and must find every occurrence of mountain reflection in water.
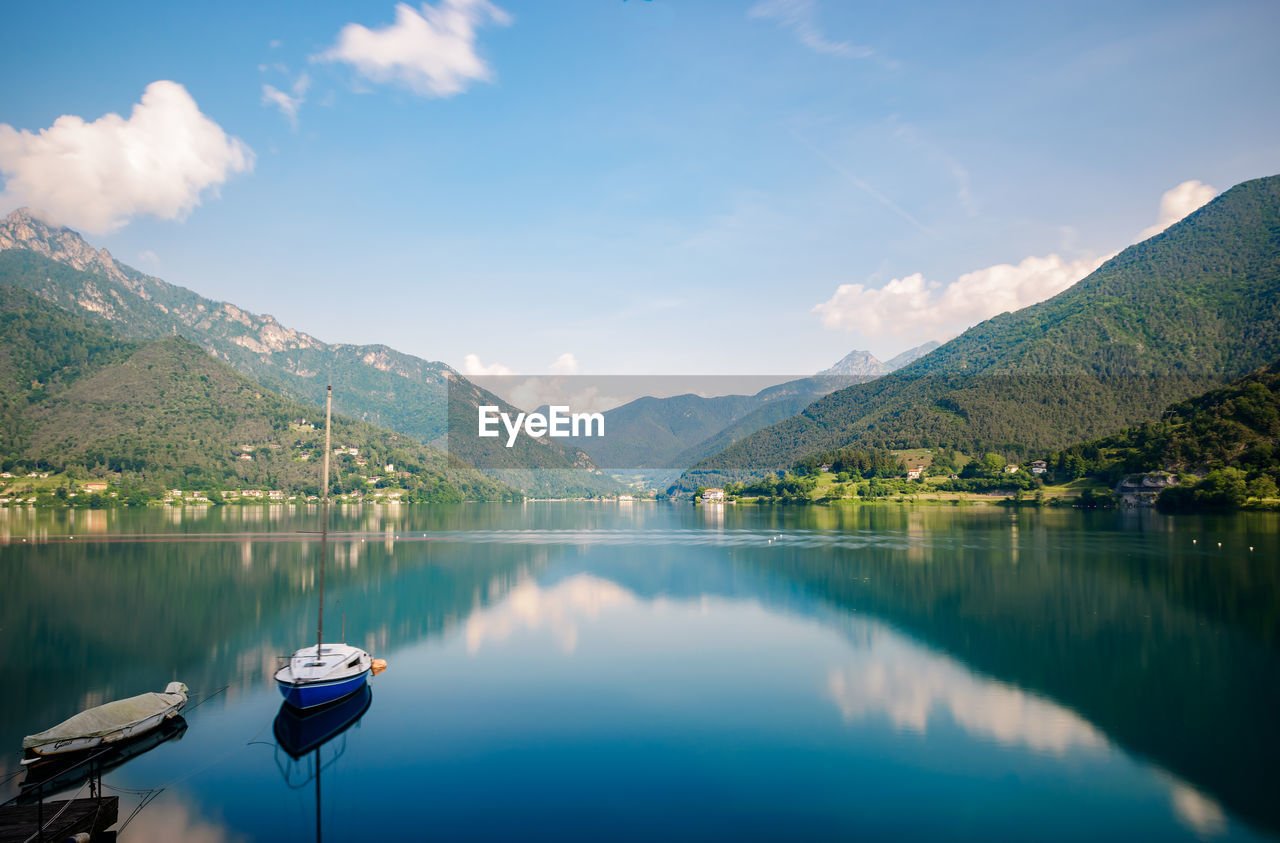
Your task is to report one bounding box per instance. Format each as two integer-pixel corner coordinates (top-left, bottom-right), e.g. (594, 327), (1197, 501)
(0, 503), (1275, 840)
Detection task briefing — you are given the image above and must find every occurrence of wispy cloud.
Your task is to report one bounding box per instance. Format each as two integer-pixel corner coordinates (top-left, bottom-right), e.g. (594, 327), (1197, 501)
(261, 73), (311, 129)
(317, 0), (511, 98)
(889, 117), (975, 216)
(0, 81), (253, 234)
(791, 130), (936, 238)
(749, 0), (895, 67)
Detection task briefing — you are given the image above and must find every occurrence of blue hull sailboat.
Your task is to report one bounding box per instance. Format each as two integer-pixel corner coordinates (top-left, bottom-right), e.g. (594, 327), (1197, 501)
(276, 644), (371, 709)
(275, 385), (374, 710)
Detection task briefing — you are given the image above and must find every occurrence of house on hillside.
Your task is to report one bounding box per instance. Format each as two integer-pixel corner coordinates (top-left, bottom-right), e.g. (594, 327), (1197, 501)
(906, 465), (925, 481)
(1030, 460), (1048, 475)
(702, 488), (725, 502)
(83, 482), (109, 493)
(1004, 464), (1020, 474)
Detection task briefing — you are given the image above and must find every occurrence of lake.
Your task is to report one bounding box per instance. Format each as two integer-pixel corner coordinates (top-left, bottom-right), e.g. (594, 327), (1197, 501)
(2, 503), (1278, 841)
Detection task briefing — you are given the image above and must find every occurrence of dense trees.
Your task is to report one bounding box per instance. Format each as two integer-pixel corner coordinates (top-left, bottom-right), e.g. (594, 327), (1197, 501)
(0, 286), (517, 502)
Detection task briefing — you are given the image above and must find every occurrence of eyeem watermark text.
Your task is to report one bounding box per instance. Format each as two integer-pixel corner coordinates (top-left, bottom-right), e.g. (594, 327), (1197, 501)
(478, 406), (604, 447)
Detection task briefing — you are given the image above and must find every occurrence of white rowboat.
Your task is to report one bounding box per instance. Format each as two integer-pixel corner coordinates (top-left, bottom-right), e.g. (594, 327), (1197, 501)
(21, 681), (188, 764)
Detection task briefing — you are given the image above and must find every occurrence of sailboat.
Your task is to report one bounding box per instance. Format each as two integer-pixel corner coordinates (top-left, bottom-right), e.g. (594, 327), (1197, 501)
(275, 385), (375, 710)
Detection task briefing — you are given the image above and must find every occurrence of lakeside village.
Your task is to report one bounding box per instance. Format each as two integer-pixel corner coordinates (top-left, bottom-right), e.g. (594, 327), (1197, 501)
(2, 440), (1274, 512)
(3, 450), (1271, 511)
(0, 427), (448, 508)
(691, 446), (1280, 512)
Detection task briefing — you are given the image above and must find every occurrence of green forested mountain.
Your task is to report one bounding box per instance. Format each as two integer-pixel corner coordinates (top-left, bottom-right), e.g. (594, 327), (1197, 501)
(1054, 360), (1280, 507)
(0, 287), (514, 499)
(0, 211), (608, 495)
(687, 174), (1280, 482)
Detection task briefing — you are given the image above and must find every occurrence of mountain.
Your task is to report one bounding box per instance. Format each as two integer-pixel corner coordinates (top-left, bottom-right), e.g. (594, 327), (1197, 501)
(556, 342), (943, 475)
(820, 349), (887, 378)
(883, 340), (942, 370)
(0, 285), (513, 500)
(686, 174), (1280, 480)
(818, 341), (943, 378)
(560, 376), (861, 471)
(0, 210), (616, 497)
(561, 342), (948, 473)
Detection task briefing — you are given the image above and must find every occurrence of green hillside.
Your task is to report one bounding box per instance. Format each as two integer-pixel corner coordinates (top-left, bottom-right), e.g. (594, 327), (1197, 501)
(670, 380), (852, 468)
(0, 287), (514, 501)
(687, 174), (1280, 482)
(0, 215), (613, 496)
(1058, 360), (1280, 508)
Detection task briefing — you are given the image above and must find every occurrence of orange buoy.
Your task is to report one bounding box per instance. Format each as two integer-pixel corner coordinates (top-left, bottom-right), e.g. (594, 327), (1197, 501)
(372, 658), (388, 676)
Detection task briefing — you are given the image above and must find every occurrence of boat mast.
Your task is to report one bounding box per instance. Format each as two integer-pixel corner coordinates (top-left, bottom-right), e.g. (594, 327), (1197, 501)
(318, 385), (332, 659)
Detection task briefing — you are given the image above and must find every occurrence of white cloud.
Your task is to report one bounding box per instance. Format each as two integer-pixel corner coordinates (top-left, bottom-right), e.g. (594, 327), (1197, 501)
(813, 179), (1220, 341)
(261, 73), (311, 128)
(749, 0), (892, 65)
(463, 353), (512, 376)
(0, 81), (253, 234)
(549, 352), (578, 375)
(138, 249), (160, 266)
(813, 253), (1108, 338)
(317, 0), (511, 98)
(1139, 179), (1217, 240)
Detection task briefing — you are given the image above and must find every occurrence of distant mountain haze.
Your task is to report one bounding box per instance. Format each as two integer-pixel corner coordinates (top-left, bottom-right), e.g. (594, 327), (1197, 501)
(542, 343), (943, 472)
(818, 341), (944, 378)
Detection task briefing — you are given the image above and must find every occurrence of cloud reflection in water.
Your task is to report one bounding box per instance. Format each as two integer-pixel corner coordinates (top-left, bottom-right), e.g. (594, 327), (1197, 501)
(464, 574), (636, 655)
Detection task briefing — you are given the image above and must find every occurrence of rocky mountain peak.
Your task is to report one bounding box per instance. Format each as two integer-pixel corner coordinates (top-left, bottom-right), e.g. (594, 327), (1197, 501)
(0, 207), (129, 285)
(818, 349), (888, 378)
(818, 341), (943, 379)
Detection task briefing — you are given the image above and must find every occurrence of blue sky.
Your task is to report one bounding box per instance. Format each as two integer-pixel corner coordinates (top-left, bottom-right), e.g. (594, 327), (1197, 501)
(2, 0), (1278, 375)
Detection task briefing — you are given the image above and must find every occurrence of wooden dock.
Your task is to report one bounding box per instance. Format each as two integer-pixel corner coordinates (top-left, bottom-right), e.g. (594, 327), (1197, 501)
(0, 796), (118, 842)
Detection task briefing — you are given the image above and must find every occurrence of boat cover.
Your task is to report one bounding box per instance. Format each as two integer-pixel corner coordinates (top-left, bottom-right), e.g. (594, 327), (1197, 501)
(23, 682), (188, 749)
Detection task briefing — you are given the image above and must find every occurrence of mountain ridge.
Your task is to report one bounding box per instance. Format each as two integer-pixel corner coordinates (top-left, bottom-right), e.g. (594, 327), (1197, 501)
(0, 285), (514, 499)
(685, 173), (1280, 481)
(0, 211), (618, 496)
(818, 341), (942, 378)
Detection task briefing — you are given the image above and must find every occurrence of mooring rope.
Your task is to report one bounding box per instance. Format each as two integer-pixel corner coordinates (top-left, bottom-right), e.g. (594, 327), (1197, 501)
(21, 777), (92, 843)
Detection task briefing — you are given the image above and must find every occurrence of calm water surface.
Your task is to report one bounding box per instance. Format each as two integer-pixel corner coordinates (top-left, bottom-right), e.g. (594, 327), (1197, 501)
(2, 503), (1278, 841)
